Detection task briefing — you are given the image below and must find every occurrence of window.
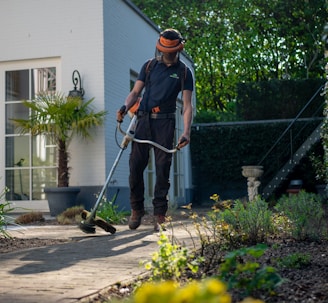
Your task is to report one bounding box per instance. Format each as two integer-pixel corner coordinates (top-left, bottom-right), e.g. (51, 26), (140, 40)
(5, 67), (57, 200)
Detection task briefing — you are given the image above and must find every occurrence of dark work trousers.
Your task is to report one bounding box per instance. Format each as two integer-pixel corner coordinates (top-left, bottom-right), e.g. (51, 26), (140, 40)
(129, 113), (175, 215)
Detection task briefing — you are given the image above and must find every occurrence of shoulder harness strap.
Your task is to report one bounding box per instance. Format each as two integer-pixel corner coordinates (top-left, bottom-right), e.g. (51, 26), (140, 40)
(180, 62), (187, 92)
(145, 58), (157, 85)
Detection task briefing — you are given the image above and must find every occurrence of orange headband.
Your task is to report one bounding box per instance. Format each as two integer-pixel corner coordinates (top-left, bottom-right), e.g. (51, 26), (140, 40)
(156, 36), (184, 53)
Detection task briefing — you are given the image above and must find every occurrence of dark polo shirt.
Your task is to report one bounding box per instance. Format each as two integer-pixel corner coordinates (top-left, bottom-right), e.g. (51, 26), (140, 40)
(137, 59), (194, 113)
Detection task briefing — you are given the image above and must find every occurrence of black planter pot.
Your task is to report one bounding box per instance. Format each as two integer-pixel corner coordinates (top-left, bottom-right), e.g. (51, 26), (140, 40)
(44, 187), (81, 216)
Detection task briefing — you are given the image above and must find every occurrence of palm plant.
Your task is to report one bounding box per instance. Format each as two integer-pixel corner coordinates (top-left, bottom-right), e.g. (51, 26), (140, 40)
(13, 92), (107, 187)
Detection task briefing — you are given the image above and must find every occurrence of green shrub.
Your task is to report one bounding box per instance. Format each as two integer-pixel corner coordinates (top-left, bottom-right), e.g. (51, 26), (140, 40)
(275, 191), (325, 240)
(96, 194), (128, 225)
(142, 232), (202, 282)
(271, 213), (293, 238)
(191, 119), (321, 186)
(321, 53), (328, 188)
(236, 79), (324, 120)
(193, 108), (237, 123)
(276, 253), (311, 269)
(218, 244), (284, 298)
(220, 197), (274, 244)
(0, 187), (15, 238)
(178, 202), (241, 276)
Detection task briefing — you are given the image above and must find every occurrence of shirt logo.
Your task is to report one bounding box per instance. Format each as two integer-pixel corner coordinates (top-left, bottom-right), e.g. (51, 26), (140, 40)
(170, 73), (179, 79)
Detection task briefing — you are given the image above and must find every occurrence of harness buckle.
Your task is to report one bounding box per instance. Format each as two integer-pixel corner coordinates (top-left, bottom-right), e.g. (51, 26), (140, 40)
(152, 106), (161, 113)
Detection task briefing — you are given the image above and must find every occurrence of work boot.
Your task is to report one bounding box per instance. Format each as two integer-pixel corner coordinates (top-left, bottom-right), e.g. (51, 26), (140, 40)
(154, 215), (166, 232)
(128, 209), (145, 230)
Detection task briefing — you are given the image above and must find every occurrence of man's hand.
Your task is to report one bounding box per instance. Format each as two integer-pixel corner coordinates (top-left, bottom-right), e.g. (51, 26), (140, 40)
(116, 105), (127, 123)
(177, 136), (189, 149)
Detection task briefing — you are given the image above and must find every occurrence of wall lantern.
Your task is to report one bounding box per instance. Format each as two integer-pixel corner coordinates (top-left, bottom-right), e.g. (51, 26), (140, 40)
(68, 70), (85, 98)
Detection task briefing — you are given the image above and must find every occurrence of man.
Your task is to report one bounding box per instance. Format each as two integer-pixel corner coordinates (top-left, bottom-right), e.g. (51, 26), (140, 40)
(117, 28), (194, 231)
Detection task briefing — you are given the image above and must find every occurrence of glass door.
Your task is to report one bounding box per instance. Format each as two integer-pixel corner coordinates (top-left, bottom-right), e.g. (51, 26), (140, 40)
(4, 65), (58, 201)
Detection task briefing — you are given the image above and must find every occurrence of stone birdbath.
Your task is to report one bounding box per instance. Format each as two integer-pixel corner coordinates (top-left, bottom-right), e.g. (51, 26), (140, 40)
(242, 165), (264, 201)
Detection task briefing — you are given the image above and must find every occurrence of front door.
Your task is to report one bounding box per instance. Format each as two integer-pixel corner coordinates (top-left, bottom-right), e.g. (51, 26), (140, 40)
(0, 58), (61, 202)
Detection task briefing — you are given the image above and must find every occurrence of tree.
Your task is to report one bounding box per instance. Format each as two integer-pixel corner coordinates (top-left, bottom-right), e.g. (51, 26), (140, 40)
(13, 92), (107, 187)
(132, 0), (327, 113)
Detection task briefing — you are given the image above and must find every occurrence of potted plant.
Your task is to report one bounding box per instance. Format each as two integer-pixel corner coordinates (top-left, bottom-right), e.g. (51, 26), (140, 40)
(13, 92), (107, 216)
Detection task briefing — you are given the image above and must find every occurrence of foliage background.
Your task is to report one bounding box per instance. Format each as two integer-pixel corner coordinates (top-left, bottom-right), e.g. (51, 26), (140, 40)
(131, 1), (327, 203)
(132, 0), (327, 117)
(236, 79), (324, 120)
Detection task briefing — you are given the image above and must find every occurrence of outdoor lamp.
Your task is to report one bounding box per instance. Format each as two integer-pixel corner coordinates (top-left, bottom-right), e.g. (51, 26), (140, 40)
(68, 70), (85, 98)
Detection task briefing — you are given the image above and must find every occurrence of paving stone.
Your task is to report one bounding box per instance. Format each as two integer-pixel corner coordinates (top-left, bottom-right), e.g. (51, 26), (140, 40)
(0, 223), (196, 303)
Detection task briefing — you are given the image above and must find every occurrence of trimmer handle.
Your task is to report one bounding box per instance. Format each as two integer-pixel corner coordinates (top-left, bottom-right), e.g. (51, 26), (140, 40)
(117, 105), (127, 123)
(118, 105), (126, 114)
(117, 118), (187, 154)
(176, 136), (188, 150)
(117, 99), (141, 122)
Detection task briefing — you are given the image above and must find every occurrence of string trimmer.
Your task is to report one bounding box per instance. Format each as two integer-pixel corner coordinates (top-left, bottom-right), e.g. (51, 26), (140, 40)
(79, 107), (185, 234)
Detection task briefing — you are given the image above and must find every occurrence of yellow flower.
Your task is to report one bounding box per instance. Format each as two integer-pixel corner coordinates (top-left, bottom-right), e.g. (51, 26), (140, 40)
(174, 281), (200, 302)
(181, 203), (192, 210)
(239, 298), (265, 303)
(134, 283), (157, 303)
(151, 252), (159, 261)
(133, 279), (233, 303)
(134, 281), (178, 303)
(144, 262), (152, 270)
(156, 281), (177, 299)
(204, 278), (227, 295)
(216, 293), (231, 303)
(210, 194), (219, 201)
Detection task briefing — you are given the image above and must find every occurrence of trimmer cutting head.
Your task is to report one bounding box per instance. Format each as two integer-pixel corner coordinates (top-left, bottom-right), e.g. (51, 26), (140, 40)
(79, 220), (96, 234)
(79, 209), (116, 234)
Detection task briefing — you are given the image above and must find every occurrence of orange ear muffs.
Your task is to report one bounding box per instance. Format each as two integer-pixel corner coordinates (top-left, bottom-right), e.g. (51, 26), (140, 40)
(156, 36), (184, 53)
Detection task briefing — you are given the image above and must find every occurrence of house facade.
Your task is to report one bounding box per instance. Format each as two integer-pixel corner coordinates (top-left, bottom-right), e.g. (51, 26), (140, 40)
(0, 0), (196, 213)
